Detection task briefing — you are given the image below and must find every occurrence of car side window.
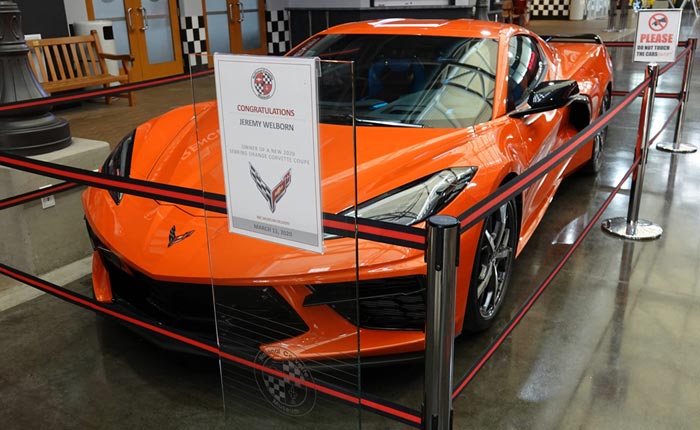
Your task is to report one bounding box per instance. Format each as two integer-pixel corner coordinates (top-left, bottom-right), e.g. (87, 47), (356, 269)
(507, 36), (546, 112)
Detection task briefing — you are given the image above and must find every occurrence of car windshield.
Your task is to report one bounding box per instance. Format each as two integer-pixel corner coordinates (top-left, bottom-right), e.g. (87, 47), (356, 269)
(290, 33), (498, 128)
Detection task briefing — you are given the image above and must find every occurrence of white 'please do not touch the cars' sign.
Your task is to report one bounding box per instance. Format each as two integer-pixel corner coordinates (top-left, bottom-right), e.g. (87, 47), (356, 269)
(634, 9), (682, 63)
(214, 55), (323, 254)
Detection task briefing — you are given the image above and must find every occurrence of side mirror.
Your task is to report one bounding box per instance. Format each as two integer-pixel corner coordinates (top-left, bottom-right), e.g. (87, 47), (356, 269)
(509, 80), (580, 118)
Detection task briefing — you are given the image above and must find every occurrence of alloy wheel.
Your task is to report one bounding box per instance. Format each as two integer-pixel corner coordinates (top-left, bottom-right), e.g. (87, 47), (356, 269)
(474, 200), (516, 320)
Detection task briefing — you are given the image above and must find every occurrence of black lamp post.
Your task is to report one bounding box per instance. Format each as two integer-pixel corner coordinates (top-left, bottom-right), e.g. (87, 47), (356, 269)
(0, 0), (71, 155)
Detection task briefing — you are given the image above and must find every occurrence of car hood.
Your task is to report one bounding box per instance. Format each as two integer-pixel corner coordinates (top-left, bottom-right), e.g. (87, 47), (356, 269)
(135, 101), (479, 216)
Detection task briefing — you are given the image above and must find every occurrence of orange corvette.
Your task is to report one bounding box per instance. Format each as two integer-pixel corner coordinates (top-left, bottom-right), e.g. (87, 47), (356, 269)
(83, 19), (613, 363)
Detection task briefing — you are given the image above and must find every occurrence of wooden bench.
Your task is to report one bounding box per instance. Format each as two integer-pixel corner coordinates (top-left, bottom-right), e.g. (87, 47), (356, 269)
(26, 30), (135, 106)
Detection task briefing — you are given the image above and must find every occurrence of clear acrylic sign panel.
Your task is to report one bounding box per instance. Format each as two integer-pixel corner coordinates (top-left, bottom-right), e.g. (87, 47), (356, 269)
(190, 54), (367, 428)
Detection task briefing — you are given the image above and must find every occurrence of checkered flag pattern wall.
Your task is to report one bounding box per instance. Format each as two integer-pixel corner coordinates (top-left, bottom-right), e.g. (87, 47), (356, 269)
(180, 16), (208, 67)
(531, 0), (570, 19)
(266, 10), (291, 55)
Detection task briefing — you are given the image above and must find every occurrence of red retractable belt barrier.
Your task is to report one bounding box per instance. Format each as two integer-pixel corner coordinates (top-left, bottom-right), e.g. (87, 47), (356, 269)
(0, 69), (214, 113)
(452, 39), (696, 400)
(0, 260), (423, 427)
(0, 149), (427, 250)
(0, 181), (79, 211)
(453, 153), (640, 400)
(608, 41), (693, 98)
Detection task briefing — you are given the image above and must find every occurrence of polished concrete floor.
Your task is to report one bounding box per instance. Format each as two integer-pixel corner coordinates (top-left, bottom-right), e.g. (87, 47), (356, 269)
(2, 11), (700, 430)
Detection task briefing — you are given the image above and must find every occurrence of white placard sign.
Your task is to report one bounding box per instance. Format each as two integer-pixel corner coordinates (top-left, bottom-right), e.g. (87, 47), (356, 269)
(634, 9), (682, 63)
(214, 54), (323, 254)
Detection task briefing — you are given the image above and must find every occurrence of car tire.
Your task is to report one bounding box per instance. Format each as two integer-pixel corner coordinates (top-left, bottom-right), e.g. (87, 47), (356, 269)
(463, 198), (518, 332)
(582, 90), (610, 175)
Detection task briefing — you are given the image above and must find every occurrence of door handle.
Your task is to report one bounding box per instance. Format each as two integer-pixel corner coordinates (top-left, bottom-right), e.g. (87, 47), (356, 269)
(237, 1), (245, 22)
(228, 3), (235, 23)
(138, 6), (149, 31)
(126, 7), (134, 31)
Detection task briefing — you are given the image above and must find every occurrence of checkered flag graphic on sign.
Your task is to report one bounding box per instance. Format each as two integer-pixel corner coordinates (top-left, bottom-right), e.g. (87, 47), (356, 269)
(254, 72), (273, 96)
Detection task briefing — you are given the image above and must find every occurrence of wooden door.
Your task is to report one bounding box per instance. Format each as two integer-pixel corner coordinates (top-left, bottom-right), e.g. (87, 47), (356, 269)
(124, 0), (183, 80)
(88, 0), (183, 81)
(203, 0), (267, 59)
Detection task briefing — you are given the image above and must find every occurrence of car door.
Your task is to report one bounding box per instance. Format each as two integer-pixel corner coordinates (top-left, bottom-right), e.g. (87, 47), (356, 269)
(507, 35), (569, 237)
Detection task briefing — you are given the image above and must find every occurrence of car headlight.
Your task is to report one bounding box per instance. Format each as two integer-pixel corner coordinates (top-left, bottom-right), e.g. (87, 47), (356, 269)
(102, 130), (135, 205)
(342, 167), (477, 225)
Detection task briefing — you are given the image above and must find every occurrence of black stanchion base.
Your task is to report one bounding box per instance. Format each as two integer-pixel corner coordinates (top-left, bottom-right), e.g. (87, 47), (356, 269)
(0, 114), (72, 155)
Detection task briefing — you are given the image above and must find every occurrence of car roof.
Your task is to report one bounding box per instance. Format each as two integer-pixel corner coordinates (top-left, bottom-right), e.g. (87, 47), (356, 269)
(319, 18), (516, 39)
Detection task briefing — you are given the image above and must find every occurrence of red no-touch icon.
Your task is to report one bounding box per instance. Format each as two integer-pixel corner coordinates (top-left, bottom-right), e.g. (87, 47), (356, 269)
(648, 13), (668, 31)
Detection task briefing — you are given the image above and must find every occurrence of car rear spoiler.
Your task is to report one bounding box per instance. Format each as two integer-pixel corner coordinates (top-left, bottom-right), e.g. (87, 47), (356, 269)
(541, 34), (604, 45)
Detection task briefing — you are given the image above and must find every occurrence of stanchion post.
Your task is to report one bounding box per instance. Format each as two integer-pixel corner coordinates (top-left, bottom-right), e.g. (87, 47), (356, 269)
(657, 38), (698, 153)
(605, 0), (618, 31)
(602, 63), (663, 240)
(618, 0), (630, 31)
(423, 215), (459, 430)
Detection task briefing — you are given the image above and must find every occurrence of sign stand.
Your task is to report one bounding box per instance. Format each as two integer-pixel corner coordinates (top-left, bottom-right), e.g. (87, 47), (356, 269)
(656, 38), (698, 154)
(602, 64), (663, 241)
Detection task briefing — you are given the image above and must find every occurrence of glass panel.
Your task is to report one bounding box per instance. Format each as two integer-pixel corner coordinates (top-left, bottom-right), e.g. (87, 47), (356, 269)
(240, 0), (262, 51)
(289, 34), (498, 128)
(92, 0), (130, 55)
(507, 36), (546, 111)
(207, 13), (231, 53)
(111, 21), (130, 55)
(205, 0), (231, 53)
(143, 0), (175, 64)
(93, 0), (126, 18)
(307, 41), (432, 420)
(146, 0), (170, 14)
(192, 55), (364, 428)
(241, 0), (259, 9)
(205, 0), (228, 12)
(241, 11), (261, 51)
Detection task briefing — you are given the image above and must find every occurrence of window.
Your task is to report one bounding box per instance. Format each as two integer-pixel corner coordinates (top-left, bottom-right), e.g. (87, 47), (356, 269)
(507, 36), (546, 112)
(290, 34), (498, 128)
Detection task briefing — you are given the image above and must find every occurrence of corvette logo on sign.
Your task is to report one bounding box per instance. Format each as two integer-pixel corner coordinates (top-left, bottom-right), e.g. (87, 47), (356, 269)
(250, 163), (292, 213)
(251, 68), (275, 99)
